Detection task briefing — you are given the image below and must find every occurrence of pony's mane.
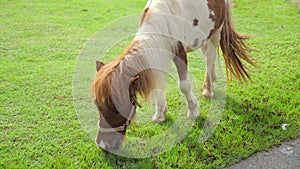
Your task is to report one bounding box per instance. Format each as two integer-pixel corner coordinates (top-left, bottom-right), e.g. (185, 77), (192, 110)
(93, 40), (154, 108)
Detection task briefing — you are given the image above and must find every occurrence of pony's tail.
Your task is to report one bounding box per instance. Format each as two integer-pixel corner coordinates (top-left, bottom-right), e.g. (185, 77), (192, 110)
(220, 2), (256, 82)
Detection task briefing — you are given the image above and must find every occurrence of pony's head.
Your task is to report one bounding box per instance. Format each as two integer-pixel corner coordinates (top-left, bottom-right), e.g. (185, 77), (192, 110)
(93, 59), (149, 150)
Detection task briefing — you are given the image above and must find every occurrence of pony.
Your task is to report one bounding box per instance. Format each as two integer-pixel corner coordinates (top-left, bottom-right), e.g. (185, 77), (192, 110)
(93, 0), (255, 150)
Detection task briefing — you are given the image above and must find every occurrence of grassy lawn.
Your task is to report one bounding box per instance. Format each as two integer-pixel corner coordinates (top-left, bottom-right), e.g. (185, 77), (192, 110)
(1, 0), (299, 168)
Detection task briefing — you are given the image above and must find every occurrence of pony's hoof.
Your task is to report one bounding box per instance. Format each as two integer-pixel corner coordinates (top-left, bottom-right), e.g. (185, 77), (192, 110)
(187, 109), (199, 120)
(152, 106), (167, 123)
(152, 114), (165, 123)
(202, 89), (214, 100)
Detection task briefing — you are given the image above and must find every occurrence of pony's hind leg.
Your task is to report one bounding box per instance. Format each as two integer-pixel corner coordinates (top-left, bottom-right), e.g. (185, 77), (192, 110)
(201, 29), (221, 99)
(174, 42), (199, 119)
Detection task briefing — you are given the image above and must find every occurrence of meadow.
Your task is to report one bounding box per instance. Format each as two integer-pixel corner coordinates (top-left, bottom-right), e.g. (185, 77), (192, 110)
(1, 0), (299, 168)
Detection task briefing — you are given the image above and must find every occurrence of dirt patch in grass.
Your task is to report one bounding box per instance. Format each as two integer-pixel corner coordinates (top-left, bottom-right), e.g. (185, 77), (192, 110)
(291, 0), (300, 6)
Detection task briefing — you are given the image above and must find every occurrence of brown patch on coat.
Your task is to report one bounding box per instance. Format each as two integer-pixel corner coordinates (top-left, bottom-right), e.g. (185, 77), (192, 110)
(176, 41), (187, 64)
(174, 41), (188, 81)
(193, 38), (199, 47)
(139, 7), (151, 27)
(207, 0), (226, 39)
(193, 18), (199, 26)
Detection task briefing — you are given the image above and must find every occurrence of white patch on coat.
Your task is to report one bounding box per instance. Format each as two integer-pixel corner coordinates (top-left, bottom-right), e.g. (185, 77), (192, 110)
(138, 0), (215, 50)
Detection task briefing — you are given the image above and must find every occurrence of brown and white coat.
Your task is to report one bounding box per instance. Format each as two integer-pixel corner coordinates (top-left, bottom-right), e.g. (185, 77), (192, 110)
(93, 0), (255, 150)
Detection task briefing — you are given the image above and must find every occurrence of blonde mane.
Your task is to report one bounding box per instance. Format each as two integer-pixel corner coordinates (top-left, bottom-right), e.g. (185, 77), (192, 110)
(93, 40), (155, 108)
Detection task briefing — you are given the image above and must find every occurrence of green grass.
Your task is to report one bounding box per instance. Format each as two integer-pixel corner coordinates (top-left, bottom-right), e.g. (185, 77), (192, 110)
(1, 0), (299, 168)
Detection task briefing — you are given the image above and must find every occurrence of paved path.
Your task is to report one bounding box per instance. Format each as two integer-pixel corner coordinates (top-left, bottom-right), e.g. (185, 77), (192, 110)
(291, 0), (300, 6)
(228, 138), (300, 169)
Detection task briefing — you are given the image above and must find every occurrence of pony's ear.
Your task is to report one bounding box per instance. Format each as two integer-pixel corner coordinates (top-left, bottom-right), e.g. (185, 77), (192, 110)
(129, 75), (140, 94)
(96, 61), (105, 72)
(130, 75), (139, 84)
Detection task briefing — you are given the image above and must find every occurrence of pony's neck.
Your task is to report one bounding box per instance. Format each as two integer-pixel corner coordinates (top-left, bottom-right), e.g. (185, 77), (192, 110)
(113, 34), (174, 102)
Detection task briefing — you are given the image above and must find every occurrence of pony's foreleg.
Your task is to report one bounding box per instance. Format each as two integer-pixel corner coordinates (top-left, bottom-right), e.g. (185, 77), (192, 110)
(151, 89), (167, 123)
(174, 42), (199, 119)
(201, 30), (220, 99)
